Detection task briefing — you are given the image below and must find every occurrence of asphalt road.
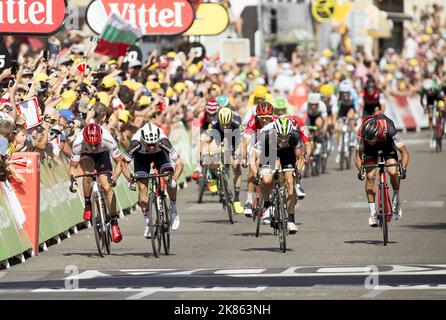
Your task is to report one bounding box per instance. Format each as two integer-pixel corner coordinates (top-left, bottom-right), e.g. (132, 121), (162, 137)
(0, 132), (445, 300)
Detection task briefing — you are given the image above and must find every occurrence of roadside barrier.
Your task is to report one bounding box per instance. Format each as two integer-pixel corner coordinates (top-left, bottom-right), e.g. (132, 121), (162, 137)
(0, 153), (138, 269)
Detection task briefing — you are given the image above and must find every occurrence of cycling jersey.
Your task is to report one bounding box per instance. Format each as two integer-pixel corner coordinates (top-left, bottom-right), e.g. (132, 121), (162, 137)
(71, 127), (121, 164)
(321, 95), (337, 116)
(420, 88), (443, 108)
(254, 122), (303, 168)
(203, 118), (242, 150)
(362, 89), (383, 116)
(301, 101), (328, 126)
(198, 111), (218, 131)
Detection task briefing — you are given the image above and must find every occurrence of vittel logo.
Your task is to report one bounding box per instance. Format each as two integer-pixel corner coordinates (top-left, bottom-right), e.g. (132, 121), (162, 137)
(0, 0), (67, 34)
(86, 0), (195, 35)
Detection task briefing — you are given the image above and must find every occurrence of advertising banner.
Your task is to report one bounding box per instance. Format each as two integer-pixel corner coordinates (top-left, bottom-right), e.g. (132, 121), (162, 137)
(86, 0), (195, 35)
(8, 153), (41, 255)
(0, 0), (67, 35)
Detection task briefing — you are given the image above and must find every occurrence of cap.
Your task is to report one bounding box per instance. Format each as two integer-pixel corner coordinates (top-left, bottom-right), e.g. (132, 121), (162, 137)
(57, 90), (77, 110)
(58, 109), (75, 122)
(128, 60), (142, 69)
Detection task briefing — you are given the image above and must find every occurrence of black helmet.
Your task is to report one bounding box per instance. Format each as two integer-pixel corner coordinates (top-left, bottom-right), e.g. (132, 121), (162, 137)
(362, 118), (381, 141)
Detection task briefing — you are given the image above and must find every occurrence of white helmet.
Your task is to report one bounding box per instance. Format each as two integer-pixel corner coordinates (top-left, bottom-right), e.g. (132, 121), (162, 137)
(308, 93), (321, 104)
(273, 117), (294, 137)
(339, 80), (352, 93)
(141, 123), (161, 144)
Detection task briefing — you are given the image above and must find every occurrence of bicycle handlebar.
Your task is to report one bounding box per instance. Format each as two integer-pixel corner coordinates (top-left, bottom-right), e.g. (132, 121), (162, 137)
(131, 172), (171, 182)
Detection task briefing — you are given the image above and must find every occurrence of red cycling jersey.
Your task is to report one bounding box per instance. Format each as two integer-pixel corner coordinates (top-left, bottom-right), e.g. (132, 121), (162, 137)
(284, 115), (310, 144)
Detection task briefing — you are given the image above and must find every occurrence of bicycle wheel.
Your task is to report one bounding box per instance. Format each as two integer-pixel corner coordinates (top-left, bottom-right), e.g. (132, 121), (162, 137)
(148, 193), (162, 258)
(100, 197), (111, 255)
(346, 146), (353, 170)
(436, 119), (442, 152)
(380, 183), (388, 246)
(254, 188), (262, 238)
(91, 195), (105, 257)
(222, 174), (234, 224)
(197, 165), (207, 203)
(340, 132), (345, 171)
(162, 197), (171, 255)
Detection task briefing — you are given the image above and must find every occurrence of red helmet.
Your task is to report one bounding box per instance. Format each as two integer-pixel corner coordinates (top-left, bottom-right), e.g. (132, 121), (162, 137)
(256, 102), (274, 116)
(83, 123), (102, 145)
(206, 99), (219, 115)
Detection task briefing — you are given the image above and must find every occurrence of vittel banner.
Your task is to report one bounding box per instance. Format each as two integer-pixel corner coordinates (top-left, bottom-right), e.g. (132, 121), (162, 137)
(86, 0), (195, 35)
(0, 0), (66, 35)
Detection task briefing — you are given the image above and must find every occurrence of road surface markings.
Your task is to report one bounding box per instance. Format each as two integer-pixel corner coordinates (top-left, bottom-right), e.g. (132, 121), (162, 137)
(65, 270), (111, 280)
(214, 269), (266, 275)
(335, 201), (444, 210)
(120, 269), (176, 276)
(317, 267), (370, 273)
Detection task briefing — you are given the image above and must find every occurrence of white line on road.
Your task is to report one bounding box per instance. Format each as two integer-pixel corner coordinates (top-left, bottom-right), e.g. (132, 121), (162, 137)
(65, 270), (111, 280)
(317, 267), (370, 273)
(214, 269), (267, 275)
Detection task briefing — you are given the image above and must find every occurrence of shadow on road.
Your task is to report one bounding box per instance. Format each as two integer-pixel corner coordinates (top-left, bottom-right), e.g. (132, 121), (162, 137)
(197, 220), (238, 224)
(241, 247), (295, 253)
(62, 252), (160, 258)
(344, 240), (397, 246)
(232, 232), (271, 237)
(406, 223), (446, 230)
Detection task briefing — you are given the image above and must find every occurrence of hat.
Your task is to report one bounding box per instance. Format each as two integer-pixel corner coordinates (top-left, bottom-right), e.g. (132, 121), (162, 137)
(58, 109), (75, 122)
(118, 110), (130, 123)
(137, 95), (151, 107)
(128, 60), (142, 69)
(57, 90), (77, 110)
(146, 81), (161, 91)
(107, 59), (118, 66)
(97, 91), (111, 108)
(33, 72), (49, 82)
(174, 82), (187, 93)
(323, 49), (333, 58)
(167, 52), (177, 59)
(101, 76), (117, 89)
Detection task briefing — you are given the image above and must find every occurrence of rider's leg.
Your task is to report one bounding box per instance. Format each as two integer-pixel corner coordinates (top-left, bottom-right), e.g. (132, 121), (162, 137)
(284, 172), (296, 220)
(99, 174), (117, 218)
(79, 158), (94, 220)
(232, 159), (242, 202)
(366, 166), (377, 214)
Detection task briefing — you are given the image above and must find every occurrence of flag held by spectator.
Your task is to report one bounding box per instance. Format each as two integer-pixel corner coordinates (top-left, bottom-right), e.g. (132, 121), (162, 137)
(94, 13), (143, 57)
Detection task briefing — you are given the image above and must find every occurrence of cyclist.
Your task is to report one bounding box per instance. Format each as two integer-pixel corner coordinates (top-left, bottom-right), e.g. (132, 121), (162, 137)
(419, 79), (444, 149)
(69, 123), (124, 243)
(241, 102), (276, 216)
(301, 92), (328, 135)
(361, 81), (385, 117)
(249, 117), (304, 234)
(320, 84), (337, 154)
(336, 80), (359, 163)
(201, 107), (244, 215)
(192, 99), (220, 180)
(355, 115), (409, 227)
(121, 122), (184, 238)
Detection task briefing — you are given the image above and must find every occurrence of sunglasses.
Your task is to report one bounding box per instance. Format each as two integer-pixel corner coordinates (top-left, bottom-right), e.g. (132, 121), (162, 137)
(257, 115), (272, 119)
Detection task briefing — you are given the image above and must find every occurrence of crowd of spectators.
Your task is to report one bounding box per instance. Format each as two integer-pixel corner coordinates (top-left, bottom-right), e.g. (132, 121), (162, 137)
(1, 3), (444, 182)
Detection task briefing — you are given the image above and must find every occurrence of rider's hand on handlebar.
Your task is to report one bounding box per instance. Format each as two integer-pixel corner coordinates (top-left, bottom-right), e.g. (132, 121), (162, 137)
(399, 167), (407, 180)
(357, 170), (365, 181)
(242, 158), (248, 168)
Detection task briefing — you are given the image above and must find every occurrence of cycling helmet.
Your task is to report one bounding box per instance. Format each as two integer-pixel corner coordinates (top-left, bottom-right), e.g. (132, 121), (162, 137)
(320, 84), (334, 96)
(256, 102), (274, 116)
(141, 123), (161, 144)
(205, 99), (219, 115)
(273, 117), (294, 137)
(308, 93), (321, 104)
(216, 95), (229, 108)
(83, 123), (102, 145)
(362, 118), (382, 141)
(218, 107), (233, 125)
(253, 85), (267, 99)
(339, 80), (352, 93)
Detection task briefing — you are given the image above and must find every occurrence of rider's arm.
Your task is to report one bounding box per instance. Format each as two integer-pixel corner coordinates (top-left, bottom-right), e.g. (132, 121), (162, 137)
(355, 149), (363, 171)
(120, 159), (132, 182)
(121, 139), (142, 182)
